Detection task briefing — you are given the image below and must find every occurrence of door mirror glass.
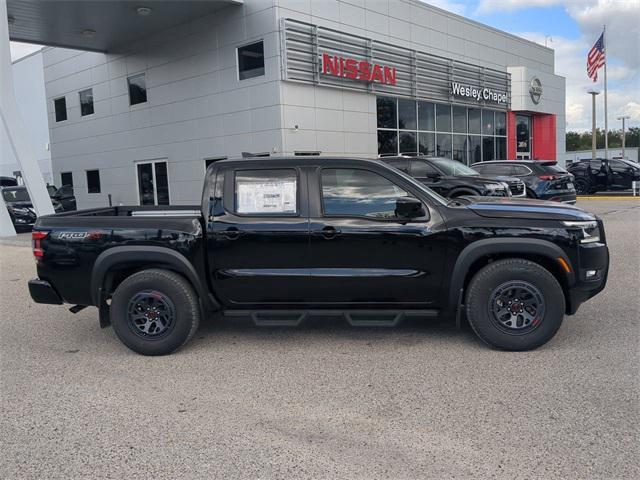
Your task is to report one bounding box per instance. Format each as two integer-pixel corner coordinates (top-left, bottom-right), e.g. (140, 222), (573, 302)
(395, 197), (426, 220)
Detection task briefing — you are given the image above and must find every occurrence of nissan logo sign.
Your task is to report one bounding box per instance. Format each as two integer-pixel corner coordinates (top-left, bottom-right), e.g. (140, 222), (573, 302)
(529, 77), (543, 104)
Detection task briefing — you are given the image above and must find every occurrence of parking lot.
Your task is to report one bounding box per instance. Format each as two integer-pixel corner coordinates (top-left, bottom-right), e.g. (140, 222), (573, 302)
(1, 199), (638, 479)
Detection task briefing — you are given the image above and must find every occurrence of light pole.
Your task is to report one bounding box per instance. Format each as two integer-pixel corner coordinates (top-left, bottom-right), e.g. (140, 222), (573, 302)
(617, 115), (631, 159)
(587, 90), (600, 161)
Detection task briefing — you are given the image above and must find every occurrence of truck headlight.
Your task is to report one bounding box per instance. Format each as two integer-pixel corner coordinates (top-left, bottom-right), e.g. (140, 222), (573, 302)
(562, 220), (601, 244)
(484, 183), (503, 191)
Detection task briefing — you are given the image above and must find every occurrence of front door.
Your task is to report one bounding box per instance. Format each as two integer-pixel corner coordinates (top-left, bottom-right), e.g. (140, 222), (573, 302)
(306, 166), (446, 306)
(137, 161), (170, 205)
(207, 166), (310, 305)
(516, 115), (531, 159)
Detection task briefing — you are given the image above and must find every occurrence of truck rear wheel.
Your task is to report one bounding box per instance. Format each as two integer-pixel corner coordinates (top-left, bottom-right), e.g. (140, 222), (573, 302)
(110, 269), (200, 355)
(465, 259), (565, 351)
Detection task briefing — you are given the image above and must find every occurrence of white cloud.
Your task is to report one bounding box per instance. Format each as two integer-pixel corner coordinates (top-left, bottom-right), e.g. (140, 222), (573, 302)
(10, 42), (42, 62)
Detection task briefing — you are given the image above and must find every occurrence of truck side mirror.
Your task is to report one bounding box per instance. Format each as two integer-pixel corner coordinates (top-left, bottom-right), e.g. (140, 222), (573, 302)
(395, 197), (427, 220)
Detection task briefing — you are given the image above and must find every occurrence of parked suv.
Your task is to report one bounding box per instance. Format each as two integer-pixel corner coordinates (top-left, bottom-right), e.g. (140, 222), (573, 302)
(2, 186), (63, 230)
(381, 155), (525, 198)
(29, 157), (608, 355)
(567, 158), (640, 194)
(472, 160), (576, 203)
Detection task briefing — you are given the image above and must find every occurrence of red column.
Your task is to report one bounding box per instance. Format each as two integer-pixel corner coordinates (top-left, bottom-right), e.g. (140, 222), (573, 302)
(507, 111), (517, 160)
(532, 114), (556, 160)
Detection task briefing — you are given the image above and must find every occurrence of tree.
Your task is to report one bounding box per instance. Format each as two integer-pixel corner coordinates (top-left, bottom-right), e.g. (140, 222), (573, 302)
(566, 128), (638, 151)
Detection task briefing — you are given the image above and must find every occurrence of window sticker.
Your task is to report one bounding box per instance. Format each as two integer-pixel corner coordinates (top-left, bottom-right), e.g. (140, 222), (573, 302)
(236, 179), (297, 214)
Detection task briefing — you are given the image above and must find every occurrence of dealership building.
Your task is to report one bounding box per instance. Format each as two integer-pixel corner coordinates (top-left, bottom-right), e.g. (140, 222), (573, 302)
(31, 0), (565, 208)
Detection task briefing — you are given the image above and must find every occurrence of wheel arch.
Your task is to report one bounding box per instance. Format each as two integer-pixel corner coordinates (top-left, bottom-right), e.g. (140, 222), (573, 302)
(448, 238), (575, 318)
(448, 187), (480, 198)
(91, 246), (220, 312)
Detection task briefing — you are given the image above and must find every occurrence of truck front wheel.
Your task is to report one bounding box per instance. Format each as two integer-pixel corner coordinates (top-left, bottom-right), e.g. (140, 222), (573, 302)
(465, 259), (565, 351)
(110, 269), (200, 355)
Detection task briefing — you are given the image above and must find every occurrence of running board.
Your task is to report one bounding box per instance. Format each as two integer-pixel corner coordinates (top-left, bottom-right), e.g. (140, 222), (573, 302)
(222, 309), (438, 327)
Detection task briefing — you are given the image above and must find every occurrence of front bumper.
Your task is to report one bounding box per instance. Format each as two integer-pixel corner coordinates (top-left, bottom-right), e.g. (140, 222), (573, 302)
(28, 279), (63, 305)
(566, 242), (609, 315)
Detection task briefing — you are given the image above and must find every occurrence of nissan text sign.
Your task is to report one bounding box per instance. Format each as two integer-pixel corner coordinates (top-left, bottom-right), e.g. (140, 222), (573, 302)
(451, 82), (507, 105)
(321, 53), (397, 85)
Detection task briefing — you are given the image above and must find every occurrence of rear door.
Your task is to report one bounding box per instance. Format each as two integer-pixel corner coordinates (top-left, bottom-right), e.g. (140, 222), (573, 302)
(306, 164), (447, 306)
(609, 160), (633, 189)
(207, 165), (310, 305)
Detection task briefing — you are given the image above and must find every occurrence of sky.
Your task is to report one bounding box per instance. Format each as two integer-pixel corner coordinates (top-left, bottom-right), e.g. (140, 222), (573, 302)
(10, 0), (639, 133)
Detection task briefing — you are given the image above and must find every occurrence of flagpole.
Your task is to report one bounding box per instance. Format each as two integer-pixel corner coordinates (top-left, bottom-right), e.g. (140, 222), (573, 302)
(603, 25), (608, 160)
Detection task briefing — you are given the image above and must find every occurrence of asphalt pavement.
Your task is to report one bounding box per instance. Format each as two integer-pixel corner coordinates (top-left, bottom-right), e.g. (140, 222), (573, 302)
(1, 199), (638, 479)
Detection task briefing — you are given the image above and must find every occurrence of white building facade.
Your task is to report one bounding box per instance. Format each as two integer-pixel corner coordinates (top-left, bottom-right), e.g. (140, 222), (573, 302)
(1, 50), (52, 184)
(42, 0), (565, 208)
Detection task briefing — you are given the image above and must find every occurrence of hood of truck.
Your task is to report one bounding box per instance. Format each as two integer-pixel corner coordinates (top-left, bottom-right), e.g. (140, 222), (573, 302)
(463, 196), (595, 221)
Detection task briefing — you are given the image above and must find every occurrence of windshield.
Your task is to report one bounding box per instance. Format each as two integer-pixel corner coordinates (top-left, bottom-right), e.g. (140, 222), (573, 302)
(430, 158), (480, 176)
(2, 188), (30, 202)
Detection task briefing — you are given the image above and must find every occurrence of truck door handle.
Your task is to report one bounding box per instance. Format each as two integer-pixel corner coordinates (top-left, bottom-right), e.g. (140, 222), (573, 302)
(219, 227), (243, 240)
(319, 226), (341, 239)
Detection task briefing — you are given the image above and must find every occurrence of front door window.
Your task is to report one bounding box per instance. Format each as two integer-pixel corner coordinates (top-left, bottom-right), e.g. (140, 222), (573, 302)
(137, 161), (170, 205)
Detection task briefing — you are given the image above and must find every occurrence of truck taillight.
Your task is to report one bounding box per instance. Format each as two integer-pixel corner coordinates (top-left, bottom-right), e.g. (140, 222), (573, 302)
(32, 231), (49, 259)
(539, 175), (556, 181)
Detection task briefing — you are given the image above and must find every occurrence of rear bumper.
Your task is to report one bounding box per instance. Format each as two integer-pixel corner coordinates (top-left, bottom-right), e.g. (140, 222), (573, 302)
(28, 279), (63, 305)
(566, 243), (609, 315)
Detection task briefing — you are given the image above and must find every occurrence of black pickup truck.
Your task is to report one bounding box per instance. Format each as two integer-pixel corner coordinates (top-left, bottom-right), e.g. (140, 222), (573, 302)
(28, 157), (609, 355)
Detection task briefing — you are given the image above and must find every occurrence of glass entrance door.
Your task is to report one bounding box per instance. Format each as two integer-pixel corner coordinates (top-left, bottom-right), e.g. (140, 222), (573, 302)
(137, 161), (170, 205)
(516, 114), (532, 159)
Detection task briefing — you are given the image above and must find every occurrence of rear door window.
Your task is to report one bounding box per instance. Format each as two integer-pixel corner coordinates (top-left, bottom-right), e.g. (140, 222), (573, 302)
(234, 169), (298, 215)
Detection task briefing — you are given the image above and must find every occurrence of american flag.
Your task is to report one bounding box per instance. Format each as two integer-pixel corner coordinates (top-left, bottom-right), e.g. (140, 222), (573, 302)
(587, 32), (605, 82)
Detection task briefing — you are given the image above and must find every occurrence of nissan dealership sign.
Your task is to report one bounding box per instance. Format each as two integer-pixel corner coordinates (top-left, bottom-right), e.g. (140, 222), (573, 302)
(321, 53), (397, 85)
(450, 82), (508, 105)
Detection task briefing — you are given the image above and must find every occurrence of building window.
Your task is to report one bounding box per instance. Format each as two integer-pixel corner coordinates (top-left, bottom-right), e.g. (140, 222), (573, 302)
(60, 171), (73, 187)
(86, 170), (101, 194)
(127, 73), (147, 105)
(79, 88), (94, 116)
(54, 97), (67, 122)
(237, 41), (265, 80)
(137, 161), (169, 205)
(376, 96), (507, 163)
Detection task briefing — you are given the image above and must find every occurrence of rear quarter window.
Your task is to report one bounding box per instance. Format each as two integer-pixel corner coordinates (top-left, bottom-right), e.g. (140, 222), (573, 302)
(234, 169), (298, 215)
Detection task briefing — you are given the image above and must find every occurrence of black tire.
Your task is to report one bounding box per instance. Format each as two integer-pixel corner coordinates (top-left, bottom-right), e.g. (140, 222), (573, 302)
(110, 269), (200, 355)
(574, 178), (590, 195)
(465, 258), (565, 351)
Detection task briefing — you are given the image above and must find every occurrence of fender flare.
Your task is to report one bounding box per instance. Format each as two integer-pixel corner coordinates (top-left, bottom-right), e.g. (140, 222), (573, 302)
(91, 246), (220, 311)
(447, 237), (575, 313)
